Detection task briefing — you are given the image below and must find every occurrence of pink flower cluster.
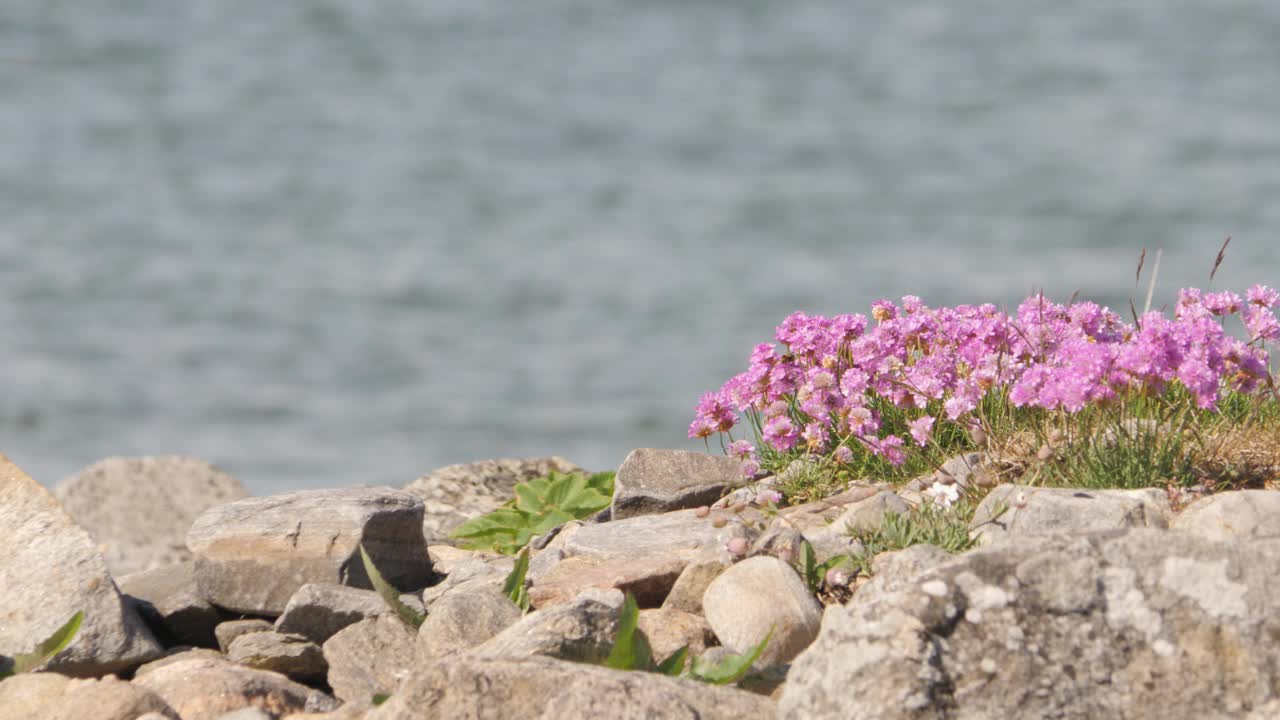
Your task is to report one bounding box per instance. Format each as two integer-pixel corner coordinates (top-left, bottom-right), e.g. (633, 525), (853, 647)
(691, 287), (1278, 472)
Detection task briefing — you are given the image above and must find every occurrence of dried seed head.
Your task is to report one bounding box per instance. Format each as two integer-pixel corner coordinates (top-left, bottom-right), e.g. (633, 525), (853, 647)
(694, 506), (711, 518)
(1036, 444), (1054, 461)
(726, 537), (749, 557)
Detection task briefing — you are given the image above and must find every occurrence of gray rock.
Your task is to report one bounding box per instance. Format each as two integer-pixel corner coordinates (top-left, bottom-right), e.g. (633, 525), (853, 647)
(857, 544), (955, 601)
(54, 456), (249, 577)
(227, 631), (327, 683)
(830, 490), (911, 534)
(661, 560), (726, 615)
(779, 484), (887, 560)
(420, 557), (512, 605)
(416, 586), (521, 661)
(401, 457), (581, 543)
(527, 554), (686, 608)
(470, 587), (622, 663)
(0, 673), (177, 720)
(215, 620), (274, 653)
(274, 583), (426, 644)
(322, 614), (416, 708)
(187, 487), (434, 616)
(0, 453), (163, 676)
(702, 556), (822, 667)
(781, 529), (1280, 719)
(970, 483), (1171, 546)
(365, 655), (776, 720)
(119, 561), (224, 648)
(526, 547), (565, 583)
(610, 448), (745, 521)
(1171, 490), (1280, 542)
(133, 655), (337, 720)
(560, 508), (740, 564)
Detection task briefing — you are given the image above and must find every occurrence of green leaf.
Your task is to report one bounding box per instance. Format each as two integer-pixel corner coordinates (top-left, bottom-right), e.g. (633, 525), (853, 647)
(450, 508), (527, 540)
(799, 540), (818, 592)
(503, 547), (531, 612)
(689, 626), (774, 685)
(656, 646), (689, 676)
(371, 693), (391, 706)
(604, 593), (655, 671)
(359, 544), (424, 629)
(514, 483), (546, 515)
(3, 611), (83, 677)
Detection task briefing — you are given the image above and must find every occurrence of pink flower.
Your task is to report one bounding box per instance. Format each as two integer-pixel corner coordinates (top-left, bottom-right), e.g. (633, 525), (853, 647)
(762, 415), (798, 452)
(1247, 284), (1280, 309)
(907, 416), (935, 447)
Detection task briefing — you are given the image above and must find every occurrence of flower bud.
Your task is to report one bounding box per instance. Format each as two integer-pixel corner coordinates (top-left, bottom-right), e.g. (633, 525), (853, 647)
(695, 506), (711, 518)
(824, 567), (851, 588)
(1036, 444), (1054, 461)
(726, 537), (749, 557)
(968, 424), (987, 446)
(712, 515), (728, 528)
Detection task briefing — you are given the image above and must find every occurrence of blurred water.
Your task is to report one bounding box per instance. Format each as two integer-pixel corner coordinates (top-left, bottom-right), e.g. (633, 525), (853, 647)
(2, 1), (1278, 493)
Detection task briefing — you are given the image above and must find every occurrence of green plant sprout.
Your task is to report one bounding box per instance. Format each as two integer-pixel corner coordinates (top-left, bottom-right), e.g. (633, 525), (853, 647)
(450, 470), (616, 555)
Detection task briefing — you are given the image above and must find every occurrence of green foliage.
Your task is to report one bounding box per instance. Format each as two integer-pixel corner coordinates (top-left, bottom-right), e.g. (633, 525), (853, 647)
(796, 541), (855, 595)
(604, 593), (657, 672)
(359, 544), (425, 629)
(849, 501), (979, 577)
(371, 693), (391, 706)
(596, 593), (771, 686)
(503, 547), (531, 612)
(450, 470), (616, 555)
(687, 627), (774, 685)
(0, 611), (83, 679)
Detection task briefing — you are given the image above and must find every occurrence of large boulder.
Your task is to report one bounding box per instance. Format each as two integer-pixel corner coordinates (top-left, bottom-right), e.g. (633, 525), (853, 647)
(0, 454), (163, 676)
(133, 654), (337, 720)
(55, 456), (249, 576)
(781, 528), (1280, 719)
(366, 655), (776, 720)
(610, 449), (745, 521)
(186, 487), (434, 615)
(702, 556), (822, 667)
(969, 484), (1172, 545)
(401, 457), (581, 543)
(0, 673), (176, 720)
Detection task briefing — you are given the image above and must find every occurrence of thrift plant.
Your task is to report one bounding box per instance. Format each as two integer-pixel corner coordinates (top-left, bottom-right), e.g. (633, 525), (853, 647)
(691, 285), (1279, 496)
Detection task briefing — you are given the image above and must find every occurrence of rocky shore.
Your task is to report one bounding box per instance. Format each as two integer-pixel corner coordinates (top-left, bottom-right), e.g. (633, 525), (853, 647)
(3, 449), (1280, 719)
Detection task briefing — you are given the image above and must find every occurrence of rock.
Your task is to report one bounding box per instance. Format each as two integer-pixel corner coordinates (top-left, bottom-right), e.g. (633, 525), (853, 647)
(214, 709), (273, 720)
(365, 655), (776, 720)
(970, 483), (1171, 546)
(119, 561), (224, 648)
(322, 614), (415, 708)
(227, 631), (327, 683)
(780, 529), (1280, 719)
(779, 484), (886, 560)
(661, 560), (726, 614)
(187, 487), (434, 616)
(527, 554), (686, 609)
(416, 585), (521, 661)
(425, 545), (504, 575)
(610, 449), (745, 521)
(750, 522), (806, 563)
(1171, 490), (1280, 542)
(54, 456), (249, 577)
(470, 588), (622, 663)
(0, 453), (163, 676)
(215, 620), (275, 653)
(136, 648), (229, 675)
(133, 655), (337, 720)
(702, 556), (822, 667)
(420, 557), (512, 605)
(281, 706), (369, 720)
(636, 608), (716, 662)
(0, 673), (177, 720)
(274, 583), (426, 644)
(855, 544), (955, 602)
(401, 457), (581, 543)
(526, 547), (565, 583)
(559, 508), (743, 564)
(830, 490), (911, 534)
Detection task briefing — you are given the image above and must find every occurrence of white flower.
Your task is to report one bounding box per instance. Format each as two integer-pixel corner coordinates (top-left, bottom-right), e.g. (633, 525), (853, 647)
(924, 480), (960, 508)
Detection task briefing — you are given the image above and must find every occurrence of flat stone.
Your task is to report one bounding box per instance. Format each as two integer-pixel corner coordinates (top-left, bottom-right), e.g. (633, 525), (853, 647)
(54, 456), (249, 577)
(779, 484), (886, 560)
(970, 483), (1172, 546)
(781, 529), (1280, 719)
(215, 620), (274, 653)
(274, 583), (426, 644)
(133, 655), (337, 720)
(401, 457), (581, 543)
(227, 631), (327, 683)
(416, 586), (521, 661)
(421, 557), (513, 605)
(1171, 490), (1280, 542)
(831, 490), (911, 534)
(322, 614), (416, 709)
(187, 487), (434, 615)
(661, 560), (726, 615)
(559, 508), (737, 564)
(636, 608), (716, 662)
(365, 655), (776, 720)
(702, 556), (822, 667)
(0, 453), (163, 676)
(470, 588), (622, 663)
(119, 561), (224, 648)
(610, 449), (745, 521)
(0, 673), (176, 720)
(527, 554), (686, 609)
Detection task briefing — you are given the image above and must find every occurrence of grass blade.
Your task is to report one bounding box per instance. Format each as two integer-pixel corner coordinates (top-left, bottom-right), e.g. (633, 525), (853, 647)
(359, 544), (424, 629)
(6, 611), (83, 677)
